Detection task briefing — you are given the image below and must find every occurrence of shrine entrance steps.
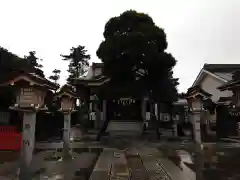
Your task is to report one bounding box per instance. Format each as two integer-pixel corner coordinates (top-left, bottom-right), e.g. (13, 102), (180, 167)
(106, 120), (143, 138)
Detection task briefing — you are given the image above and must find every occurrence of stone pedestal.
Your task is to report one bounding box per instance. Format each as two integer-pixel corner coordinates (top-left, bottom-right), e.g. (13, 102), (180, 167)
(63, 113), (71, 157)
(192, 111), (202, 144)
(19, 111), (36, 180)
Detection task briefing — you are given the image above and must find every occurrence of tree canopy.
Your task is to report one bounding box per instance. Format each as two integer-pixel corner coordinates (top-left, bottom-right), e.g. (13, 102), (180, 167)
(49, 69), (61, 86)
(97, 10), (179, 102)
(24, 51), (44, 77)
(61, 45), (90, 83)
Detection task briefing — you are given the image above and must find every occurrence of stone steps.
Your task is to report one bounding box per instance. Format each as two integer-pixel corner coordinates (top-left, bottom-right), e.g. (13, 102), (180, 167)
(107, 121), (142, 132)
(106, 121), (143, 139)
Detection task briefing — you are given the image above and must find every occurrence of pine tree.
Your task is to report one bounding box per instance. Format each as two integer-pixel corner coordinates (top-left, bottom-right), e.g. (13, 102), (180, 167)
(61, 45), (90, 83)
(49, 69), (61, 85)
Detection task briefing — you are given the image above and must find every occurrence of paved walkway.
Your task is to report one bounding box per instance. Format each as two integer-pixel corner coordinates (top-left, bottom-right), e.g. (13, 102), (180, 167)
(90, 146), (183, 180)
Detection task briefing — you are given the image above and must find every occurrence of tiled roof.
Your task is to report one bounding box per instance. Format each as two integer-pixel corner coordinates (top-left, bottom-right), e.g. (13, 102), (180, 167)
(203, 64), (240, 73)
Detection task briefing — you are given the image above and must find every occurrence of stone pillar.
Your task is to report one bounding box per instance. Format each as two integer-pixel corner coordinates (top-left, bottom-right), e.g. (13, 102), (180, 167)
(63, 113), (71, 157)
(19, 111), (36, 180)
(154, 103), (158, 120)
(192, 111), (202, 144)
(173, 115), (179, 137)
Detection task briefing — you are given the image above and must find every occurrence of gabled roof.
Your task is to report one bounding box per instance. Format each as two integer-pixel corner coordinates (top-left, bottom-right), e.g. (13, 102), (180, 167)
(186, 85), (212, 99)
(192, 64), (240, 87)
(0, 71), (59, 90)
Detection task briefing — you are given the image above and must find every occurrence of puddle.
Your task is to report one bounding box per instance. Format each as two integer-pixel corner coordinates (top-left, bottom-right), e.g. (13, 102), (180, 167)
(173, 147), (240, 180)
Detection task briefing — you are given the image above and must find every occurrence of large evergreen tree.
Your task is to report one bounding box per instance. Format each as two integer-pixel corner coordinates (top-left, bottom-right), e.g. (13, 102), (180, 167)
(61, 45), (90, 83)
(96, 10), (179, 140)
(97, 10), (179, 103)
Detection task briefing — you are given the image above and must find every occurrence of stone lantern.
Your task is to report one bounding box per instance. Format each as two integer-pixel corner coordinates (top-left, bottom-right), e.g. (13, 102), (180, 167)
(1, 71), (58, 180)
(186, 86), (212, 144)
(186, 86), (212, 180)
(55, 84), (77, 158)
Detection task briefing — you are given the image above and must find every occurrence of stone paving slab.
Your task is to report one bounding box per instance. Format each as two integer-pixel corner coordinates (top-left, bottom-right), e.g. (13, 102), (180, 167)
(33, 152), (97, 180)
(110, 151), (129, 179)
(90, 149), (114, 180)
(126, 152), (148, 180)
(138, 147), (173, 180)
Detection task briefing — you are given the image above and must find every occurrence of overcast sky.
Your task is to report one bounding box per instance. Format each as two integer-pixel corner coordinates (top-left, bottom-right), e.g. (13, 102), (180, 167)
(1, 0), (240, 92)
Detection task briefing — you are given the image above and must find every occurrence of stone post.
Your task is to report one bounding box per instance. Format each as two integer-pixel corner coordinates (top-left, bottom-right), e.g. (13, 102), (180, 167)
(19, 111), (36, 180)
(192, 110), (202, 144)
(63, 113), (71, 158)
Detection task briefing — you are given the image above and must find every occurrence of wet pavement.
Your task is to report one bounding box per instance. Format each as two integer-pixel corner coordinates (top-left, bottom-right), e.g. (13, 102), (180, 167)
(1, 132), (240, 179)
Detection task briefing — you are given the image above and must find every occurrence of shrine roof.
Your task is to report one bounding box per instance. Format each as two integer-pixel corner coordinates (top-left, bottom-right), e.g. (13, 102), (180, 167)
(186, 85), (212, 99)
(70, 75), (109, 86)
(0, 70), (59, 90)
